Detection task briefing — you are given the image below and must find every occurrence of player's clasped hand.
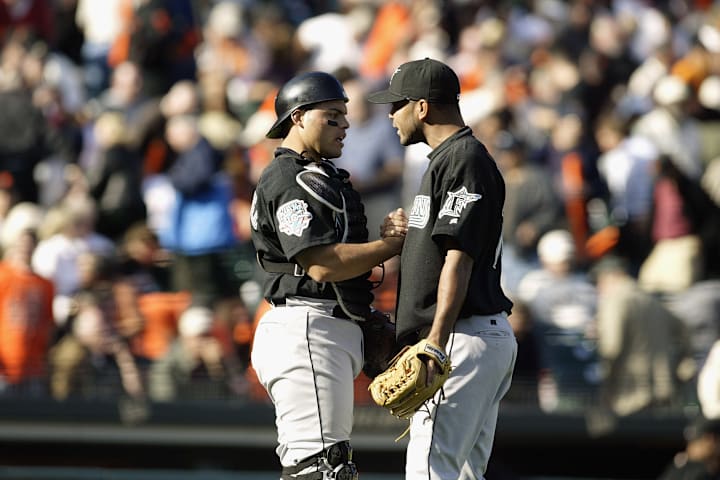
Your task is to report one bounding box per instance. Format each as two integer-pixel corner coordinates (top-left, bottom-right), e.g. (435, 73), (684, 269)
(424, 355), (441, 387)
(380, 208), (408, 239)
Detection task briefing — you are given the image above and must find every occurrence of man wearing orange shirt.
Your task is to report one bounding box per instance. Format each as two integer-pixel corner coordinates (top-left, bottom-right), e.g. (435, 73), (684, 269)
(0, 229), (55, 396)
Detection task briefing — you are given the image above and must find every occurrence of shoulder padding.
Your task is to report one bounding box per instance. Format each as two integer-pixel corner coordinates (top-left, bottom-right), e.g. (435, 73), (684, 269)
(296, 168), (345, 212)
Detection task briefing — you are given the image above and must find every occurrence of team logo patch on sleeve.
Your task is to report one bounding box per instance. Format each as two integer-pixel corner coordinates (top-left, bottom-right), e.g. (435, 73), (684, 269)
(408, 195), (431, 228)
(439, 187), (482, 220)
(277, 199), (312, 237)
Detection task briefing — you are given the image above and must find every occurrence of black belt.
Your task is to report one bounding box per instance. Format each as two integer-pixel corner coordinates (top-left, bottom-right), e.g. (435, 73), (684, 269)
(271, 299), (352, 320)
(257, 254), (305, 277)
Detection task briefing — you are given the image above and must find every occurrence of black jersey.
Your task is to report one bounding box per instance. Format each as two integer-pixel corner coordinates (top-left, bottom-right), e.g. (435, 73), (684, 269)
(250, 148), (373, 310)
(396, 127), (513, 340)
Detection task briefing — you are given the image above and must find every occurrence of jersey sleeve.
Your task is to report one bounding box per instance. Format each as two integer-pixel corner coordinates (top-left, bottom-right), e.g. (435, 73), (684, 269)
(264, 172), (338, 261)
(431, 154), (501, 260)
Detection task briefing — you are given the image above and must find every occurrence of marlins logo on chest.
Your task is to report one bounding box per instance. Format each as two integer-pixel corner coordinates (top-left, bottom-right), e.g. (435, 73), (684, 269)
(439, 186), (482, 223)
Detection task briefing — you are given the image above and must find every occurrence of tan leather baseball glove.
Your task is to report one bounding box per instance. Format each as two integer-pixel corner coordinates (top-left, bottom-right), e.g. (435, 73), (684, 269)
(368, 339), (451, 419)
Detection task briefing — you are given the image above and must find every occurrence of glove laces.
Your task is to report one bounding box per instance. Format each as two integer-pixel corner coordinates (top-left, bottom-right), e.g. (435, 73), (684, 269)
(394, 386), (448, 442)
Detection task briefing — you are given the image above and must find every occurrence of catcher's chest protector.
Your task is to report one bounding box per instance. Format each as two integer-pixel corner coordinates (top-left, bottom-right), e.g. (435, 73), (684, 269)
(297, 162), (373, 319)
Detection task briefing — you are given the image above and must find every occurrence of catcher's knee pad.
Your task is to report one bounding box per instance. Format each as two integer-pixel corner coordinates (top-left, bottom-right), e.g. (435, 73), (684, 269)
(281, 441), (358, 480)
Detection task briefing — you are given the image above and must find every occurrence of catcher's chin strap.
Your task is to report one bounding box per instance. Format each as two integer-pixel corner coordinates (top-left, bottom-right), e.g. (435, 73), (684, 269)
(281, 441), (358, 480)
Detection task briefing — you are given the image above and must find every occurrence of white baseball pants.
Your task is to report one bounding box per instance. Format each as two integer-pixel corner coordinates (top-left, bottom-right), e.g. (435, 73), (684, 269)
(406, 312), (517, 480)
(251, 297), (363, 468)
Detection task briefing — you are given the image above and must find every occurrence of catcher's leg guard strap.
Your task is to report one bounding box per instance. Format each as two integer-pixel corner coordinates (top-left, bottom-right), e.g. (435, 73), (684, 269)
(281, 441), (358, 480)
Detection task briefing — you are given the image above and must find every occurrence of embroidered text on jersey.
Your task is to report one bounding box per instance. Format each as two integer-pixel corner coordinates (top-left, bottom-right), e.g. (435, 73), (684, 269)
(277, 199), (312, 237)
(409, 195), (431, 228)
(438, 187), (482, 219)
(250, 191), (258, 231)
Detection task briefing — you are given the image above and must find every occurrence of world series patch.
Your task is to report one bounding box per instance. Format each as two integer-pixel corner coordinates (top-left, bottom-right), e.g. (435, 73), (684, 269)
(277, 199), (312, 237)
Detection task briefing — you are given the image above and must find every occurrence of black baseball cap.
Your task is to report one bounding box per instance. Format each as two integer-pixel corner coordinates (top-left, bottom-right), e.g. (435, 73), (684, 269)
(367, 58), (460, 104)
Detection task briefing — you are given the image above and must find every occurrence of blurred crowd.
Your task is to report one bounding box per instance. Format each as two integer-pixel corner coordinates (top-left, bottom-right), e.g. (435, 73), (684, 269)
(0, 0), (720, 434)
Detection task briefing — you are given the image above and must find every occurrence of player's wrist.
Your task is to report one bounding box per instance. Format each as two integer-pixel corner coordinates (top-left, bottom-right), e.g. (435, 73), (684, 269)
(379, 236), (404, 255)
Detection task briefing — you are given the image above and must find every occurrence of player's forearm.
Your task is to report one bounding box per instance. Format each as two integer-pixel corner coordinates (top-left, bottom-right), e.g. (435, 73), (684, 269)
(297, 239), (402, 282)
(427, 249), (473, 347)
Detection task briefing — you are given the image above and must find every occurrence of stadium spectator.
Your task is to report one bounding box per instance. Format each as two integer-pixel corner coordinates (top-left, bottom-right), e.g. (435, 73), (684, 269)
(576, 11), (639, 128)
(84, 111), (147, 241)
(592, 255), (695, 417)
(147, 304), (247, 402)
(494, 131), (562, 258)
(593, 112), (658, 269)
(516, 229), (599, 412)
(0, 199), (42, 248)
(128, 77), (202, 197)
(197, 73), (244, 156)
(637, 155), (713, 295)
(632, 75), (704, 182)
(195, 1), (270, 88)
(31, 195), (115, 327)
(130, 289), (189, 363)
(292, 7), (365, 74)
(88, 60), (149, 121)
(0, 0), (54, 47)
(116, 221), (171, 295)
(108, 0), (198, 98)
(532, 110), (607, 263)
(666, 280), (720, 369)
(494, 130), (562, 295)
(0, 203), (53, 397)
(47, 252), (145, 400)
(155, 113), (239, 308)
(74, 0), (124, 98)
(0, 33), (59, 204)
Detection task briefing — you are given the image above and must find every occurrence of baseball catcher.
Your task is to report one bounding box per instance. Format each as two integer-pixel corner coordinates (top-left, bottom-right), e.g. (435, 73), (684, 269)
(368, 339), (452, 419)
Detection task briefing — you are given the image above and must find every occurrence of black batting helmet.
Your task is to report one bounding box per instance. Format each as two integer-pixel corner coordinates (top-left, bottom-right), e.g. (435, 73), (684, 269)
(266, 71), (348, 139)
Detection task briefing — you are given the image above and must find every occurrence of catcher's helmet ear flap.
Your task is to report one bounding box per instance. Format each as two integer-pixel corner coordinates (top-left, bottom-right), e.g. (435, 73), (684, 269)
(266, 71), (349, 139)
